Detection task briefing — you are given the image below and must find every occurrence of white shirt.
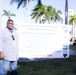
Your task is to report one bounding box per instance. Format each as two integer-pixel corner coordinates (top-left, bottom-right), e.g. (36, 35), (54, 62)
(0, 27), (19, 61)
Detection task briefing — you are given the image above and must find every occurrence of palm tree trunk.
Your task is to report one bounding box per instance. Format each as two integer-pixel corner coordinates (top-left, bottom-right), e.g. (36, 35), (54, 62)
(9, 17), (11, 20)
(24, 0), (28, 23)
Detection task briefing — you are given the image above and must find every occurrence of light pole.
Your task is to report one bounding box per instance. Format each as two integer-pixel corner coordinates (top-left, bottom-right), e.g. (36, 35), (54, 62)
(65, 0), (68, 25)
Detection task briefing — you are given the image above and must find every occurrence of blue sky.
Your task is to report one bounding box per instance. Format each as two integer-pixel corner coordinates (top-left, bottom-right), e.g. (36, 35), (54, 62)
(1, 0), (76, 24)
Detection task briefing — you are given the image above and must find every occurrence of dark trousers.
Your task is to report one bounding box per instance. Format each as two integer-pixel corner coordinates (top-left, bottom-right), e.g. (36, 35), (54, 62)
(10, 70), (18, 75)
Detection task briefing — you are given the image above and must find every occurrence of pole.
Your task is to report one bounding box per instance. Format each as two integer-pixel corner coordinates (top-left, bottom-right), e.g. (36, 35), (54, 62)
(65, 0), (68, 25)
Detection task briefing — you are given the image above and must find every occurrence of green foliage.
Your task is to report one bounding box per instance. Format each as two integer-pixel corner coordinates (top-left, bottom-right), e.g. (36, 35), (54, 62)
(30, 1), (62, 23)
(10, 0), (31, 9)
(69, 15), (76, 25)
(10, 0), (62, 23)
(2, 10), (16, 19)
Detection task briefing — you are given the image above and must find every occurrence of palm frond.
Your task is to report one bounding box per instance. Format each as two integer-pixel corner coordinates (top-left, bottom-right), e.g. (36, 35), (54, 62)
(35, 15), (40, 23)
(69, 15), (76, 25)
(31, 12), (37, 19)
(10, 0), (31, 9)
(2, 10), (16, 19)
(10, 14), (16, 16)
(17, 0), (24, 9)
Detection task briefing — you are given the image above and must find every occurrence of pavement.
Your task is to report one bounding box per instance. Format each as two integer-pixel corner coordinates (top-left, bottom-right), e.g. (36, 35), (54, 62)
(69, 41), (76, 55)
(69, 49), (76, 55)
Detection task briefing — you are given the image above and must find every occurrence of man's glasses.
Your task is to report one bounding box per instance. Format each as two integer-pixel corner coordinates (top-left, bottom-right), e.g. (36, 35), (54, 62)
(11, 35), (15, 40)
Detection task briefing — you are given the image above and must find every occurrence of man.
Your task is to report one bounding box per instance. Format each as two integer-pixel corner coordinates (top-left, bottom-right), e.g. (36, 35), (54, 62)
(0, 19), (19, 75)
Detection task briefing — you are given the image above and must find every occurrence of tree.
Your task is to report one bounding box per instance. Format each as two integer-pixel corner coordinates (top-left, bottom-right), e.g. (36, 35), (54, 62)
(10, 0), (62, 23)
(69, 15), (76, 44)
(30, 0), (44, 23)
(42, 5), (53, 23)
(50, 8), (62, 23)
(69, 15), (76, 25)
(31, 3), (62, 23)
(2, 10), (16, 20)
(10, 0), (34, 22)
(30, 1), (55, 23)
(10, 0), (31, 9)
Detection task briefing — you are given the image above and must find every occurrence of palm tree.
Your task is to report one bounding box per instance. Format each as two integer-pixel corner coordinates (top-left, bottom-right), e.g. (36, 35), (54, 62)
(11, 0), (31, 22)
(2, 10), (16, 20)
(30, 0), (55, 23)
(69, 15), (76, 43)
(30, 0), (44, 23)
(10, 0), (42, 23)
(31, 3), (62, 24)
(10, 0), (31, 9)
(10, 0), (62, 23)
(69, 15), (76, 25)
(42, 5), (53, 23)
(51, 8), (62, 23)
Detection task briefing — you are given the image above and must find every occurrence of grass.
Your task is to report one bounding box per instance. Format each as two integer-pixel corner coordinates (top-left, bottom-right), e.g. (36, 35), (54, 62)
(17, 56), (76, 75)
(7, 45), (76, 75)
(7, 56), (75, 75)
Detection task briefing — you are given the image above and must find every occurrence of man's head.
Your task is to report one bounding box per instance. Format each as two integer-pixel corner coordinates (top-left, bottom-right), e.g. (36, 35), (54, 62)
(6, 19), (14, 30)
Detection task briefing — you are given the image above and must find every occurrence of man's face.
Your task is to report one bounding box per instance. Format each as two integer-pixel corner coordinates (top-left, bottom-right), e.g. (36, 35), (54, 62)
(7, 21), (14, 29)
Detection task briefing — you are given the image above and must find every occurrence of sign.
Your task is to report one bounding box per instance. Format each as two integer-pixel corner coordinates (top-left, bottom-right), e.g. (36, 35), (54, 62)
(17, 24), (69, 58)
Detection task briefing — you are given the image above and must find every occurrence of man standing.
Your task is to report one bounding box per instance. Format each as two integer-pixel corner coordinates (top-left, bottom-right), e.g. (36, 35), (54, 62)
(0, 19), (19, 75)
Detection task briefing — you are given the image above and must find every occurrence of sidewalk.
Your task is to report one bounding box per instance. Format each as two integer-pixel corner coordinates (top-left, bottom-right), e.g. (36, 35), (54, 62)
(69, 49), (76, 55)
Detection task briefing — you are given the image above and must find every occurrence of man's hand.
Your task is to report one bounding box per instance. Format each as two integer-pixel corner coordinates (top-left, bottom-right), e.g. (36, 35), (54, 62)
(0, 51), (4, 60)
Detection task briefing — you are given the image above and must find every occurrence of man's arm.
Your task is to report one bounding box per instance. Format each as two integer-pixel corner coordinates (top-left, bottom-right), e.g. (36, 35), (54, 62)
(0, 29), (5, 59)
(0, 29), (4, 51)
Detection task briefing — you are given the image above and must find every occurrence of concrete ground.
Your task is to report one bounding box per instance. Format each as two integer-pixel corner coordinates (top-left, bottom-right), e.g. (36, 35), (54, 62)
(69, 49), (76, 55)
